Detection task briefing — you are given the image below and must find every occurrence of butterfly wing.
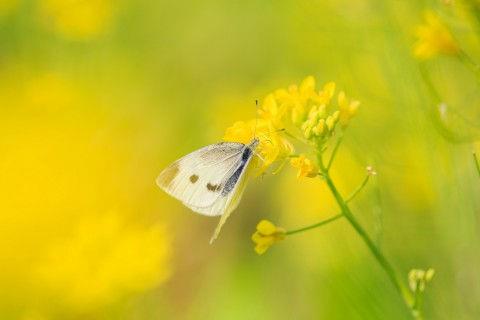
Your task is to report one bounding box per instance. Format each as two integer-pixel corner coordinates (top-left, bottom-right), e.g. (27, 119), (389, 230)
(208, 160), (254, 243)
(156, 142), (245, 216)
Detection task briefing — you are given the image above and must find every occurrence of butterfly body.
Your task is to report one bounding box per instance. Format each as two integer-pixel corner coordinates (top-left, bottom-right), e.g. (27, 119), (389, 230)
(157, 138), (259, 242)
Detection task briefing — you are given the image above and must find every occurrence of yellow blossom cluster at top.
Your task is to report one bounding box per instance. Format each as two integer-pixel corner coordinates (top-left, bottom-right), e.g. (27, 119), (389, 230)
(224, 76), (359, 175)
(413, 11), (459, 60)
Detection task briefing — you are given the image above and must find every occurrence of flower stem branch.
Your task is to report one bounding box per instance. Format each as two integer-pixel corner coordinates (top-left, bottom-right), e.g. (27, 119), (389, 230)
(282, 129), (313, 145)
(346, 174), (370, 203)
(474, 152), (480, 177)
(458, 49), (480, 80)
(286, 214), (343, 236)
(327, 136), (343, 171)
(317, 154), (417, 318)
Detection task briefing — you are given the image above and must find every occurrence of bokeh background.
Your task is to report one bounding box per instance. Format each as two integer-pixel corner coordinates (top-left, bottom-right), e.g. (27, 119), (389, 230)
(1, 0), (480, 319)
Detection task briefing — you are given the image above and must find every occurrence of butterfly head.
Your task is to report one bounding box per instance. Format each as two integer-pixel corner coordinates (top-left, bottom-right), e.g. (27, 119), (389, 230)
(248, 137), (260, 150)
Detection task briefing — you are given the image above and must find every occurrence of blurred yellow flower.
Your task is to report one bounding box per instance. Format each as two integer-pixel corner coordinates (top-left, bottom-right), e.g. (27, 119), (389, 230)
(290, 154), (317, 178)
(39, 0), (115, 40)
(24, 73), (77, 111)
(223, 119), (293, 171)
(414, 11), (459, 60)
(251, 220), (286, 255)
(34, 213), (171, 311)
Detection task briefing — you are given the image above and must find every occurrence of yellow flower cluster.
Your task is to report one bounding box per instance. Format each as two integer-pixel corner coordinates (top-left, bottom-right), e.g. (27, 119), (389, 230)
(261, 77), (358, 140)
(251, 220), (286, 255)
(414, 11), (459, 60)
(408, 268), (435, 293)
(223, 76), (359, 172)
(290, 154), (317, 178)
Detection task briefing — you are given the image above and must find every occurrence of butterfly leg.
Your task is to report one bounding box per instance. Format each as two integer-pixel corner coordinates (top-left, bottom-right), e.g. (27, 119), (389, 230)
(253, 151), (265, 163)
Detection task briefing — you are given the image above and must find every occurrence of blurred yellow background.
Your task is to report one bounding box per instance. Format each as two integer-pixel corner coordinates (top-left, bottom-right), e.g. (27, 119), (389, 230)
(1, 0), (480, 319)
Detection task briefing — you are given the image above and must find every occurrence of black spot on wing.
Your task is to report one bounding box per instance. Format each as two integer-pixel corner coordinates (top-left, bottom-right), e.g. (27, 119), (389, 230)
(189, 174), (199, 183)
(206, 183), (221, 192)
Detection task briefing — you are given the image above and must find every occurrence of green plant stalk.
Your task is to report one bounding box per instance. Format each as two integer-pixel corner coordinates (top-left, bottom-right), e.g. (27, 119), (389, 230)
(458, 49), (480, 81)
(286, 214), (343, 236)
(327, 135), (343, 171)
(346, 174), (370, 203)
(317, 155), (417, 318)
(474, 152), (480, 177)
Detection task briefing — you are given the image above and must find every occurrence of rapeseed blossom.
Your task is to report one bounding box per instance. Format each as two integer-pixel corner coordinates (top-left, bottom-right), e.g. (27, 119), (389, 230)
(290, 154), (317, 178)
(223, 76), (360, 254)
(413, 11), (459, 59)
(251, 220), (286, 255)
(224, 76), (359, 174)
(223, 118), (293, 172)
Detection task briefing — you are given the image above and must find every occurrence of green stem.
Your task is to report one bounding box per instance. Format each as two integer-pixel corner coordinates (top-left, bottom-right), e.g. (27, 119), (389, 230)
(327, 136), (343, 171)
(458, 49), (480, 80)
(474, 152), (480, 177)
(419, 64), (478, 143)
(346, 174), (370, 203)
(286, 214), (343, 236)
(282, 129), (313, 145)
(317, 155), (417, 318)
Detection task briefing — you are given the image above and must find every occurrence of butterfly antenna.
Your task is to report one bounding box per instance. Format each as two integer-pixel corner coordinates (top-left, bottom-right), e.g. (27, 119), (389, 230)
(254, 99), (259, 140)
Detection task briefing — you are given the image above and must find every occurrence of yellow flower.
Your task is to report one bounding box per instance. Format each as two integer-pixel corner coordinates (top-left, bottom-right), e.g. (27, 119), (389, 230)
(224, 76), (359, 174)
(39, 0), (115, 40)
(251, 220), (286, 255)
(315, 81), (336, 105)
(338, 91), (360, 127)
(273, 76), (319, 126)
(290, 154), (317, 178)
(223, 118), (293, 172)
(413, 11), (459, 60)
(300, 102), (339, 140)
(258, 93), (286, 128)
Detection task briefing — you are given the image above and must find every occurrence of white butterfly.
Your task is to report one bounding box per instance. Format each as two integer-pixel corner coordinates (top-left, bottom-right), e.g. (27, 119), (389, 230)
(156, 138), (260, 243)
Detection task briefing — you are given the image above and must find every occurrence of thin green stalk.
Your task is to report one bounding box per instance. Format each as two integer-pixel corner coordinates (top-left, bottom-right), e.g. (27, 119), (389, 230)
(346, 174), (370, 203)
(458, 49), (480, 80)
(327, 136), (343, 171)
(317, 154), (417, 318)
(474, 152), (480, 177)
(282, 129), (313, 146)
(286, 214), (343, 236)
